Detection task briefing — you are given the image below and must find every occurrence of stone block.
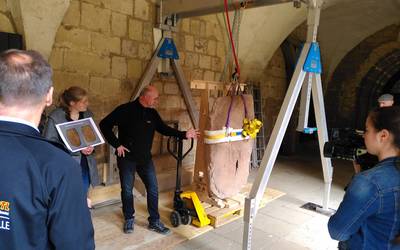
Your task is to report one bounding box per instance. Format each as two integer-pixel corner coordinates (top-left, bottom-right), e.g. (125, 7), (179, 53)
(81, 3), (111, 34)
(52, 70), (90, 91)
(111, 12), (127, 37)
(55, 27), (91, 50)
(0, 14), (14, 33)
(206, 22), (215, 38)
(121, 39), (138, 57)
(112, 56), (127, 78)
(142, 22), (153, 43)
(217, 41), (225, 58)
(199, 55), (211, 69)
(134, 0), (150, 21)
(63, 0), (80, 27)
(64, 50), (110, 76)
(191, 19), (200, 35)
(138, 43), (151, 60)
(0, 0), (7, 12)
(181, 19), (190, 33)
(200, 21), (206, 36)
(164, 83), (179, 95)
(165, 96), (181, 109)
(92, 32), (120, 55)
(211, 57), (221, 71)
(128, 19), (143, 41)
(192, 69), (203, 80)
(204, 70), (214, 81)
(110, 0), (133, 15)
(49, 48), (64, 70)
(184, 53), (199, 68)
(89, 76), (121, 95)
(127, 58), (142, 79)
(207, 40), (217, 56)
(184, 35), (194, 51)
(194, 39), (207, 54)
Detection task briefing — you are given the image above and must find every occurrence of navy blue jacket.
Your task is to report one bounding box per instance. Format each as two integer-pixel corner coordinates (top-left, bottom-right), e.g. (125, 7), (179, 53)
(0, 121), (95, 250)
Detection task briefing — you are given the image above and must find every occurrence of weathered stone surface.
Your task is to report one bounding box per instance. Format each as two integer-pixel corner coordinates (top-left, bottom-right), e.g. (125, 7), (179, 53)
(53, 70), (90, 91)
(89, 76), (121, 95)
(207, 40), (216, 56)
(49, 48), (64, 70)
(128, 18), (143, 41)
(190, 19), (200, 35)
(142, 22), (153, 43)
(81, 3), (111, 33)
(121, 39), (138, 57)
(92, 32), (121, 55)
(184, 35), (194, 51)
(184, 53), (199, 68)
(55, 27), (91, 50)
(63, 0), (80, 27)
(138, 43), (151, 60)
(109, 0), (133, 15)
(203, 70), (214, 81)
(112, 56), (127, 78)
(164, 83), (179, 95)
(194, 39), (207, 53)
(217, 41), (225, 58)
(64, 50), (110, 75)
(134, 0), (150, 21)
(199, 55), (211, 69)
(0, 0), (7, 12)
(181, 19), (190, 33)
(111, 12), (127, 37)
(206, 95), (254, 199)
(0, 13), (14, 33)
(127, 58), (142, 79)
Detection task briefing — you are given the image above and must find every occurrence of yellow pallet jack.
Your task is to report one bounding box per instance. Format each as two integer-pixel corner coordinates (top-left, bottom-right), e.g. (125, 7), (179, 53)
(167, 137), (210, 228)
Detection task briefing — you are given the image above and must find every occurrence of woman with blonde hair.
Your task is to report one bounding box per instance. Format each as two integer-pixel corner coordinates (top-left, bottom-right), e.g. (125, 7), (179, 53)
(43, 86), (100, 207)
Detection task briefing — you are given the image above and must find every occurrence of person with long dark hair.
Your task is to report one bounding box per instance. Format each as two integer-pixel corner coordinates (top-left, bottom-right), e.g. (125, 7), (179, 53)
(328, 106), (400, 249)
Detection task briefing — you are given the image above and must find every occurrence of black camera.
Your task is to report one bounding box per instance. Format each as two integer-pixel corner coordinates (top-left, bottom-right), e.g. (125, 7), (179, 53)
(323, 128), (377, 171)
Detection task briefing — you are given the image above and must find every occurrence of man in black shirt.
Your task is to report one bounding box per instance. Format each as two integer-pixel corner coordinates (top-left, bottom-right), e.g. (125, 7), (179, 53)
(100, 85), (198, 235)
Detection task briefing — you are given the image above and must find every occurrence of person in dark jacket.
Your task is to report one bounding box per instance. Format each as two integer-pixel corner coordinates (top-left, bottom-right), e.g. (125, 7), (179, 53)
(100, 85), (198, 235)
(0, 49), (94, 249)
(43, 86), (101, 208)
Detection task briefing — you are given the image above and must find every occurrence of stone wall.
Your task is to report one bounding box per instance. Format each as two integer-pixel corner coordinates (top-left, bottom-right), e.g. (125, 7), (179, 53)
(0, 0), (15, 34)
(325, 24), (400, 128)
(48, 0), (227, 171)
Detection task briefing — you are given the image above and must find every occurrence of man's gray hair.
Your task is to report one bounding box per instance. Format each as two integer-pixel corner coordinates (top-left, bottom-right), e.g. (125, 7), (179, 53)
(0, 49), (52, 106)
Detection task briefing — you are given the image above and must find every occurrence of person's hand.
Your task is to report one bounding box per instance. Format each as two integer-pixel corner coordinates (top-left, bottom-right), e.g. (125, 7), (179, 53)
(186, 128), (200, 139)
(81, 146), (94, 155)
(117, 145), (130, 157)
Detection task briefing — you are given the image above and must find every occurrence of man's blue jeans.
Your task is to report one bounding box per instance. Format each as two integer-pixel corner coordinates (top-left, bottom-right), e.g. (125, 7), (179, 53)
(117, 157), (160, 224)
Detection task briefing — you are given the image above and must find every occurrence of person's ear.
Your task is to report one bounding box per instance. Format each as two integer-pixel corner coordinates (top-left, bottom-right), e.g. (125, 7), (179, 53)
(45, 87), (53, 107)
(379, 129), (390, 143)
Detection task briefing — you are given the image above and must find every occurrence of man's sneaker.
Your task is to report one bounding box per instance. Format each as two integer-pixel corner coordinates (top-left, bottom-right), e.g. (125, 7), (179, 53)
(148, 221), (171, 235)
(123, 219), (134, 234)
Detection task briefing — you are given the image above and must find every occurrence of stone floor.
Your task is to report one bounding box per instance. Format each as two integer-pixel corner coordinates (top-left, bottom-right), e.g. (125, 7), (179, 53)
(92, 141), (354, 249)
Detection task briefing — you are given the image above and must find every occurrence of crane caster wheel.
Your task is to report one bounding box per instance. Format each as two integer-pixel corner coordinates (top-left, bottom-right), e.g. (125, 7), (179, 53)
(181, 213), (192, 225)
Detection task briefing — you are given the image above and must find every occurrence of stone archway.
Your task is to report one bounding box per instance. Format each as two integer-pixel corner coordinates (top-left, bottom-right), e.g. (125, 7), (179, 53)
(356, 49), (400, 128)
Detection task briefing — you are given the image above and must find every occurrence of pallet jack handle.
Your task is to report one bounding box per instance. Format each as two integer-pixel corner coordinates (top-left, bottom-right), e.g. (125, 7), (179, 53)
(167, 137), (194, 160)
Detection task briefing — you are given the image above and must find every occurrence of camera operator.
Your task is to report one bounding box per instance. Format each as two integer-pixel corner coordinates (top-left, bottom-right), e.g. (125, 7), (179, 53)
(328, 106), (400, 249)
(351, 94), (394, 173)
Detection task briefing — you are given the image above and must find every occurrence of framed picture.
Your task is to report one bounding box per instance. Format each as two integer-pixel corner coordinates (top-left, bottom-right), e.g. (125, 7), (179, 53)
(55, 117), (105, 152)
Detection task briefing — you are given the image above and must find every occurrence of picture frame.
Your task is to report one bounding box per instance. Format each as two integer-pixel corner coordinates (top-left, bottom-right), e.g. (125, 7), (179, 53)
(55, 117), (105, 152)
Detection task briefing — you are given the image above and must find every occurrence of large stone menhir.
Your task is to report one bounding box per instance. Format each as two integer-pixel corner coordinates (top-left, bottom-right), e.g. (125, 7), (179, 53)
(206, 95), (254, 199)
